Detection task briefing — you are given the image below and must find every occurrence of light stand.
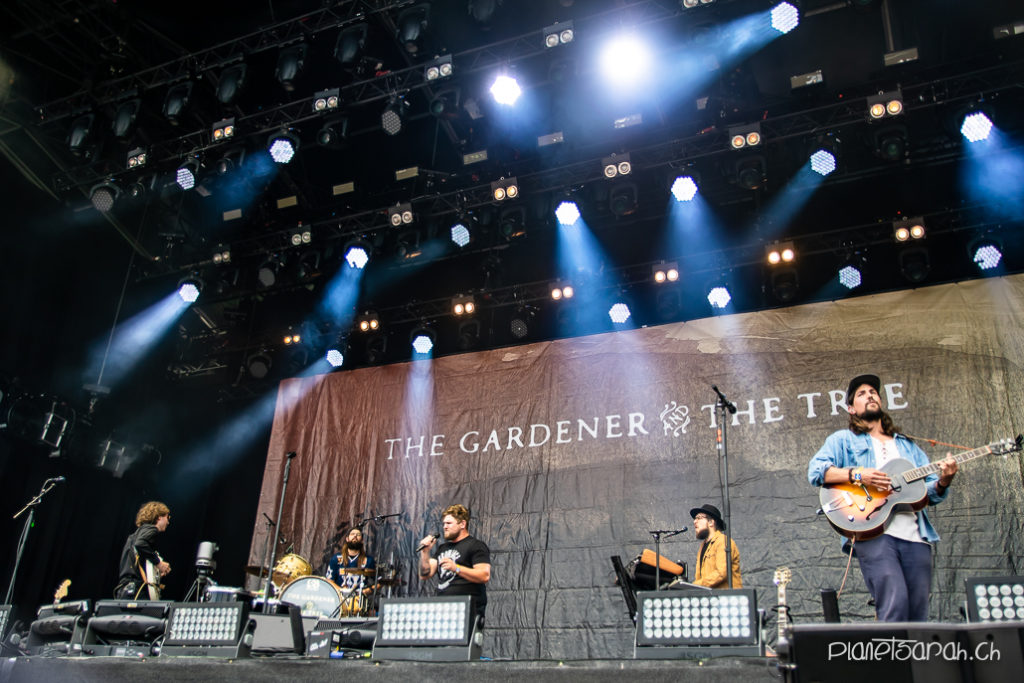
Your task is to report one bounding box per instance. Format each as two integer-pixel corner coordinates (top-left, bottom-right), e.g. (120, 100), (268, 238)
(712, 385), (737, 589)
(184, 542), (218, 602)
(4, 477), (65, 605)
(262, 451), (296, 613)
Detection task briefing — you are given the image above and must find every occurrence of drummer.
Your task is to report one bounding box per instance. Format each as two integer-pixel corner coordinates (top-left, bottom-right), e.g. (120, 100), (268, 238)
(326, 527), (375, 598)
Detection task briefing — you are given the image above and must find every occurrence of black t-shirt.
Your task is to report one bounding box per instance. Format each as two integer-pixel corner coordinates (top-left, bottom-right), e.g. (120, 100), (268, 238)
(117, 524), (161, 581)
(435, 535), (490, 616)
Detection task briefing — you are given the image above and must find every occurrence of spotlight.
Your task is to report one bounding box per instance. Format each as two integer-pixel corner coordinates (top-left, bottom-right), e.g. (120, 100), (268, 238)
(429, 88), (461, 119)
(969, 238), (1003, 271)
(550, 281), (575, 300)
(215, 63), (247, 104)
(490, 74), (522, 106)
(609, 182), (638, 217)
(211, 118), (235, 142)
(335, 23), (368, 65)
(176, 159), (199, 190)
(965, 575), (1024, 623)
(450, 223), (471, 247)
(456, 319), (481, 350)
(810, 149), (836, 176)
(468, 0), (500, 23)
(275, 44), (307, 91)
(670, 176), (698, 202)
(899, 247), (930, 283)
(867, 90), (903, 119)
(961, 111), (994, 143)
(295, 250), (320, 280)
(364, 332), (387, 363)
(111, 98), (140, 139)
(735, 156), (766, 190)
(707, 284), (732, 309)
(212, 248), (232, 265)
(766, 241), (796, 265)
(602, 153), (632, 179)
(247, 352), (272, 379)
(215, 147), (245, 175)
(396, 230), (422, 260)
(357, 312), (380, 332)
(410, 327), (435, 356)
(838, 264), (862, 290)
(543, 21), (574, 48)
(893, 217), (925, 242)
(257, 256), (283, 288)
(452, 295), (475, 316)
(491, 177), (519, 202)
(424, 55), (453, 81)
(872, 124), (907, 161)
(396, 4), (430, 54)
(267, 131), (299, 164)
(313, 89), (340, 113)
(67, 113), (95, 155)
(177, 276), (203, 303)
(608, 303), (631, 324)
(555, 200), (581, 226)
(653, 262), (680, 284)
(326, 348), (345, 368)
(770, 2), (800, 34)
(599, 33), (651, 85)
(317, 116), (349, 147)
(126, 147), (147, 169)
(509, 306), (534, 340)
(163, 82), (193, 124)
(728, 124), (762, 150)
(344, 240), (371, 269)
(388, 203), (415, 227)
(498, 206), (526, 240)
(656, 290), (681, 320)
(382, 97), (409, 135)
(290, 229), (312, 247)
(771, 268), (799, 302)
(283, 332), (301, 345)
(90, 182), (120, 213)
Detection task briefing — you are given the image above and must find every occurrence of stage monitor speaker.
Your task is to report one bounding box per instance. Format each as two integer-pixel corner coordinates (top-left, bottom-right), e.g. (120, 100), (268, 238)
(634, 589), (762, 659)
(81, 599), (168, 656)
(821, 588), (840, 623)
(779, 621), (1024, 683)
(159, 601), (255, 658)
(25, 600), (91, 656)
(251, 605), (305, 654)
(372, 596), (481, 662)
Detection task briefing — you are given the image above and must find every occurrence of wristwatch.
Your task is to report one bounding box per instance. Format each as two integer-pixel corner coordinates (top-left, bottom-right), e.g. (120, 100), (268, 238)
(454, 565), (461, 575)
(852, 468), (863, 482)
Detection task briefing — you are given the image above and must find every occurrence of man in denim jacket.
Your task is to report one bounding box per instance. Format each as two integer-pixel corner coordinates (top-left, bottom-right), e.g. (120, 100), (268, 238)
(808, 374), (957, 621)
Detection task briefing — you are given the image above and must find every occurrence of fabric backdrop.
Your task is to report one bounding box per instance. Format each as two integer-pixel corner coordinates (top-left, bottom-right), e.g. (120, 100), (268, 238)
(248, 274), (1024, 660)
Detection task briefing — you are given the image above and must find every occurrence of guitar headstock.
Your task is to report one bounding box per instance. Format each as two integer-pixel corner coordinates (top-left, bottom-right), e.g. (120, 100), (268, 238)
(773, 566), (792, 587)
(993, 435), (1024, 456)
(53, 579), (71, 604)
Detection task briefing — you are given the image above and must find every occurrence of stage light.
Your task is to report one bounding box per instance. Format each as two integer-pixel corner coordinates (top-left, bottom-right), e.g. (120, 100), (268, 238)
(491, 177), (519, 201)
(316, 116), (349, 148)
(728, 124), (761, 150)
(899, 247), (930, 283)
(970, 238), (1003, 270)
(283, 332), (301, 345)
(451, 223), (471, 247)
(766, 241), (796, 265)
(510, 317), (529, 339)
(602, 153), (631, 179)
(810, 149), (836, 176)
(212, 248), (231, 265)
(382, 97), (409, 135)
(396, 4), (430, 54)
(212, 118), (235, 142)
(410, 328), (435, 356)
(268, 131), (299, 164)
(389, 202), (415, 227)
(335, 23), (368, 65)
(735, 156), (766, 190)
(707, 285), (731, 309)
(176, 159), (199, 190)
(550, 281), (574, 300)
(67, 113), (95, 155)
(290, 229), (312, 247)
(430, 88), (461, 119)
(425, 55), (453, 81)
(771, 268), (799, 302)
(671, 176), (698, 202)
(599, 33), (651, 85)
(397, 230), (422, 259)
(452, 295), (476, 316)
(872, 124), (907, 161)
(609, 183), (638, 217)
(357, 312), (380, 332)
(313, 88), (340, 113)
(216, 63), (247, 104)
(893, 217), (925, 242)
(653, 262), (679, 284)
(345, 242), (371, 269)
(490, 74), (522, 106)
(965, 576), (1024, 622)
(961, 112), (994, 143)
(90, 182), (120, 213)
(246, 352), (271, 379)
(498, 207), (527, 241)
(770, 3), (800, 35)
(555, 201), (581, 226)
(112, 98), (140, 139)
(838, 264), (862, 290)
(177, 276), (202, 303)
(257, 257), (283, 288)
(161, 602), (254, 657)
(126, 147), (147, 169)
(867, 90), (903, 119)
(325, 349), (345, 368)
(609, 303), (631, 324)
(372, 596), (482, 662)
(163, 82), (193, 124)
(275, 44), (307, 91)
(634, 590), (762, 658)
(543, 21), (574, 48)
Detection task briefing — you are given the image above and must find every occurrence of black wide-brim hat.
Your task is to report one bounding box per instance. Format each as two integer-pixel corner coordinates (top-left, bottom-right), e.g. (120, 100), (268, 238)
(846, 374), (881, 405)
(689, 503), (725, 531)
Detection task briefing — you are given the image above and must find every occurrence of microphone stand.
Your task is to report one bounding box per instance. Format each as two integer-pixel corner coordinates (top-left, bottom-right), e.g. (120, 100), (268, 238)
(712, 385), (737, 589)
(262, 451), (296, 613)
(648, 528), (687, 591)
(5, 478), (63, 605)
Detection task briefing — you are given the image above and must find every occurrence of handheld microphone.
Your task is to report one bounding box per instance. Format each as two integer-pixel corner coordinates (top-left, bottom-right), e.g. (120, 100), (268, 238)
(416, 533), (440, 552)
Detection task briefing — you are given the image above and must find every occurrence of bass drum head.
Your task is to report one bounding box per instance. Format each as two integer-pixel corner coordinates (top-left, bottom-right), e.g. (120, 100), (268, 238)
(279, 576), (343, 618)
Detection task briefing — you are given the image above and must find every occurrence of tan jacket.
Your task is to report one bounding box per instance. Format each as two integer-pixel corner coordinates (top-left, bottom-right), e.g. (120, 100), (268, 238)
(694, 529), (743, 589)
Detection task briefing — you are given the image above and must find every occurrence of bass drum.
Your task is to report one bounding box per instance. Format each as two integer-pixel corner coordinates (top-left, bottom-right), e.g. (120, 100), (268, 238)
(279, 576), (343, 619)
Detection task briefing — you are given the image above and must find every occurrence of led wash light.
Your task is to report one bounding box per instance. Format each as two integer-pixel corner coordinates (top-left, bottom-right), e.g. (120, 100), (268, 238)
(634, 589), (762, 659)
(839, 265), (862, 290)
(965, 576), (1024, 622)
(608, 303), (631, 324)
(450, 223), (471, 248)
(671, 176), (698, 202)
(372, 596), (482, 662)
(555, 201), (581, 226)
(809, 150), (836, 176)
(961, 112), (994, 143)
(490, 75), (522, 106)
(770, 3), (800, 35)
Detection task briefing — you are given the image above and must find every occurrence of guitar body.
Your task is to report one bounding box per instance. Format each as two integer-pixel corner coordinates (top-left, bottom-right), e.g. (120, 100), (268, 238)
(143, 559), (162, 600)
(819, 457), (927, 540)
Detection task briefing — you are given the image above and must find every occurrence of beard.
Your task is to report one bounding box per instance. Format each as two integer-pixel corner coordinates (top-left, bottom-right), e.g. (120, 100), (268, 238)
(858, 406), (884, 422)
(696, 528), (710, 541)
(347, 541), (363, 552)
(444, 529), (459, 541)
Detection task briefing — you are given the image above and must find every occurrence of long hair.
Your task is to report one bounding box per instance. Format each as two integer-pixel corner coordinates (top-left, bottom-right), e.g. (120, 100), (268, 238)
(135, 501), (169, 527)
(848, 410), (899, 436)
(340, 527), (367, 567)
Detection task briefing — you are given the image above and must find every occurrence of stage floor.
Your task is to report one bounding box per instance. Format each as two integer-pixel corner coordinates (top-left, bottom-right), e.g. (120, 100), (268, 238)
(0, 654), (781, 683)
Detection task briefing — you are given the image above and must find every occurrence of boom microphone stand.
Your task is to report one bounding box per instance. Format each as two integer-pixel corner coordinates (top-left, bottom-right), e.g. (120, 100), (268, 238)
(648, 528), (688, 590)
(262, 451), (296, 614)
(5, 477), (65, 605)
(712, 385), (737, 589)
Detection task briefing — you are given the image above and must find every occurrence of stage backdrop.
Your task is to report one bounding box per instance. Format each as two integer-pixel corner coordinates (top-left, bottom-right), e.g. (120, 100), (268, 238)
(249, 274), (1024, 660)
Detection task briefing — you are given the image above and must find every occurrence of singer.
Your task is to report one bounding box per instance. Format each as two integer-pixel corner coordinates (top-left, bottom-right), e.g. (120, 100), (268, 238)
(418, 504), (491, 624)
(114, 501), (172, 599)
(689, 503), (742, 589)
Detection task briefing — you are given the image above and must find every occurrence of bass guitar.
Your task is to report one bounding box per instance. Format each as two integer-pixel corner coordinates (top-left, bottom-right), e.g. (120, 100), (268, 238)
(819, 435), (1021, 540)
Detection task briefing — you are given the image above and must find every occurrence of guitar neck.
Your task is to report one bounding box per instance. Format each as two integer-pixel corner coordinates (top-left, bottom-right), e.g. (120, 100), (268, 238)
(902, 443), (994, 483)
(777, 584), (788, 640)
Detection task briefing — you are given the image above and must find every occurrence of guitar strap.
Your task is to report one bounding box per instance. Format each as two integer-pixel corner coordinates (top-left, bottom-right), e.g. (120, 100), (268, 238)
(901, 433), (971, 451)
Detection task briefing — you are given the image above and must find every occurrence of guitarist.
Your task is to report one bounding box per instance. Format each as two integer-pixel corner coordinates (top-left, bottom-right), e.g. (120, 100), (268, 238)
(114, 501), (172, 599)
(808, 374), (957, 622)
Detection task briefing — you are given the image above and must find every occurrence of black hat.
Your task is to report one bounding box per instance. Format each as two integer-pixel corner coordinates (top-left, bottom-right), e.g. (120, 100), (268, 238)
(846, 374), (881, 405)
(689, 503), (725, 531)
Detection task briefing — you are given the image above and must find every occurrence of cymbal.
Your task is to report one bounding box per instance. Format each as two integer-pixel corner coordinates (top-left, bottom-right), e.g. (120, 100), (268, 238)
(244, 565), (271, 576)
(338, 568), (375, 576)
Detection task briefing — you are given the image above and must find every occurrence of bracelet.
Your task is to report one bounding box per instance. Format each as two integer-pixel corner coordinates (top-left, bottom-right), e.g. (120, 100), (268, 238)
(848, 467), (854, 483)
(455, 565), (461, 575)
